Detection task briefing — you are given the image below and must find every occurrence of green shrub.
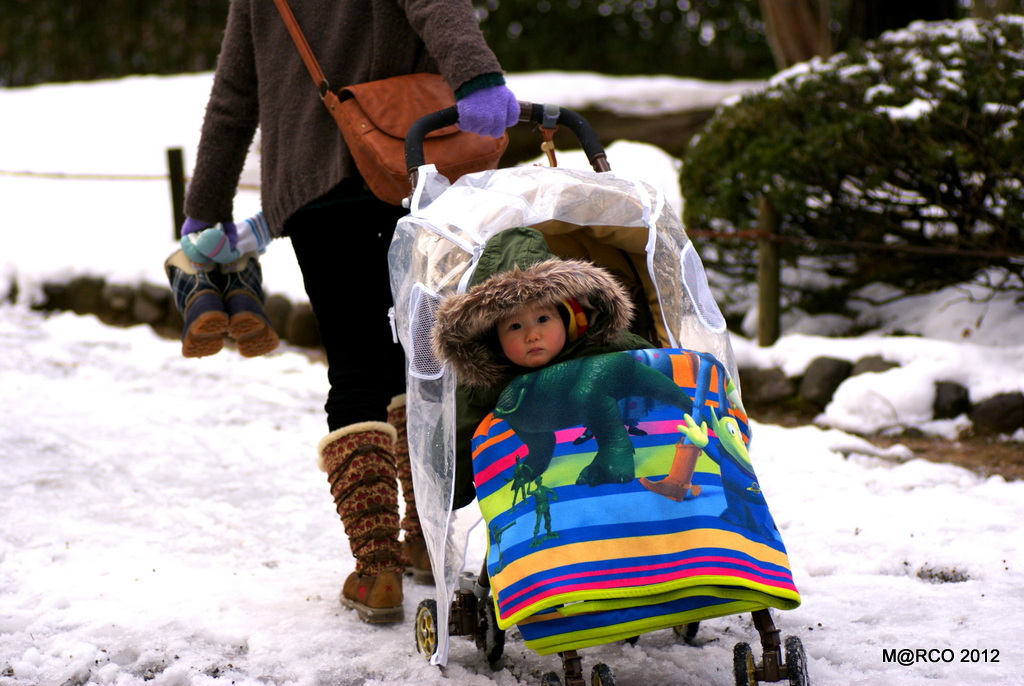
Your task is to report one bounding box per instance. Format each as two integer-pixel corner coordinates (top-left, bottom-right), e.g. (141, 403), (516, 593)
(680, 16), (1024, 312)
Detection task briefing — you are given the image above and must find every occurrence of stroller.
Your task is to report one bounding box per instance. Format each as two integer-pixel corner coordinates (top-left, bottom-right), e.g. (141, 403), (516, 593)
(388, 104), (809, 686)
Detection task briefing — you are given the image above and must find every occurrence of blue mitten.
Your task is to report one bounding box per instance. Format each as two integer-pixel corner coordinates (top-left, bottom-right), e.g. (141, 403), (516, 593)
(181, 224), (233, 264)
(180, 217), (237, 267)
(456, 83), (518, 138)
(180, 218), (215, 268)
(181, 213), (270, 266)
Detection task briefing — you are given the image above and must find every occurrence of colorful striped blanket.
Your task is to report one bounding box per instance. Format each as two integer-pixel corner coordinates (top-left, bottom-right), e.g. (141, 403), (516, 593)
(471, 348), (800, 655)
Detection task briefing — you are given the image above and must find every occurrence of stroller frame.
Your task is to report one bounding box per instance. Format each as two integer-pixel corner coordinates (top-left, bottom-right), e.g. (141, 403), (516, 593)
(395, 103), (810, 686)
(414, 577), (806, 686)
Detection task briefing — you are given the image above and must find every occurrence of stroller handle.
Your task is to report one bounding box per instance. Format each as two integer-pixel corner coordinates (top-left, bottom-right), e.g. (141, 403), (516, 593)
(405, 101), (611, 183)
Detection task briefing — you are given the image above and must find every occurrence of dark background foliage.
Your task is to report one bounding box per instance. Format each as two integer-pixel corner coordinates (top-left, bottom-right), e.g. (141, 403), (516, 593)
(4, 1), (1019, 87)
(3, 1), (1021, 321)
(680, 16), (1024, 316)
(0, 0), (229, 87)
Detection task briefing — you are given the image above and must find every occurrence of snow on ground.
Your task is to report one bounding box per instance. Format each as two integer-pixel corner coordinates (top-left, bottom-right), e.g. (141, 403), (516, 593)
(1, 74), (1023, 686)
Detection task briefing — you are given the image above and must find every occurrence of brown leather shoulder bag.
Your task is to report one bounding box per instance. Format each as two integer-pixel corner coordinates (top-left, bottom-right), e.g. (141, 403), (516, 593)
(273, 0), (507, 205)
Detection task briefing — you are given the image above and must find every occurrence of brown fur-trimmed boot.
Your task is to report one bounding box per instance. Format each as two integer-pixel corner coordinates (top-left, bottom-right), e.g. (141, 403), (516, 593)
(387, 395), (434, 585)
(318, 422), (405, 624)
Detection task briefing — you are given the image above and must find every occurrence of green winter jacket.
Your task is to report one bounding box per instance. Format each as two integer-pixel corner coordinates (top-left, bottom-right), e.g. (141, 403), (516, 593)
(432, 227), (654, 509)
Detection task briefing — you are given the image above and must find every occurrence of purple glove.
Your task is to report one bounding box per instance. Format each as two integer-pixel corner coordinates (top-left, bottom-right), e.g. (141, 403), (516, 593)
(182, 217), (237, 251)
(456, 84), (519, 138)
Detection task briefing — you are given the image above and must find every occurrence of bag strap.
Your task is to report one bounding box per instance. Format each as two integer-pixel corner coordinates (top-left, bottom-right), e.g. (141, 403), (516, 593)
(272, 0), (330, 96)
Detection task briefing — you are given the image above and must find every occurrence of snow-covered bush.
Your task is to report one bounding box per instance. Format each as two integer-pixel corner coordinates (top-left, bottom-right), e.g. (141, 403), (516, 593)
(681, 16), (1024, 312)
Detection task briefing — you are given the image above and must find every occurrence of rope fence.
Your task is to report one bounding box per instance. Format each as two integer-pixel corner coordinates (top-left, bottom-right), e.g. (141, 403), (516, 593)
(0, 147), (259, 240)
(5, 156), (1019, 347)
(686, 228), (1021, 261)
(0, 169), (259, 189)
(4, 162), (1013, 259)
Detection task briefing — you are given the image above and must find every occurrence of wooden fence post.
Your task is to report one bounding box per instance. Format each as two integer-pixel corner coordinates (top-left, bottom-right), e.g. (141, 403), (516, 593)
(757, 196), (780, 347)
(167, 147), (186, 240)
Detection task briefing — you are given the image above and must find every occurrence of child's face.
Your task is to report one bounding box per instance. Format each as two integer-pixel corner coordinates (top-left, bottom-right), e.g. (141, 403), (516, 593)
(497, 302), (566, 368)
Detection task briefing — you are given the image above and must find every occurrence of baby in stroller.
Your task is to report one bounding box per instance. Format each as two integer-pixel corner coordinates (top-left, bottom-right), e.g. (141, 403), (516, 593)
(421, 223), (803, 684)
(431, 225), (653, 511)
(391, 111), (807, 680)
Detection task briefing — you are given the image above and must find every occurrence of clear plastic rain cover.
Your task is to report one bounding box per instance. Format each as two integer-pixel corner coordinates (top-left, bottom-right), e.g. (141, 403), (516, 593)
(387, 163), (739, 665)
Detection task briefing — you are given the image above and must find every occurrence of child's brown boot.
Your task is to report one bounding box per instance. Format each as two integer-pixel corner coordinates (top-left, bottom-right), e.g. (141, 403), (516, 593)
(221, 254), (279, 358)
(387, 396), (434, 585)
(165, 250), (228, 358)
(318, 422), (405, 624)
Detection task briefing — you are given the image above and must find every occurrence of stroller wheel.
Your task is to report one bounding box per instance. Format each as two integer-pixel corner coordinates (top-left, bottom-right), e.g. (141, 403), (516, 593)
(784, 636), (810, 686)
(414, 599), (439, 660)
(475, 596), (506, 666)
(673, 622), (700, 644)
(733, 642), (757, 686)
(591, 663), (616, 686)
(541, 671), (563, 686)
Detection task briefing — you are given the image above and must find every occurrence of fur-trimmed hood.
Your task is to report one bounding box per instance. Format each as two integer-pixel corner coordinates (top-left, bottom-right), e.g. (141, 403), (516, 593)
(432, 257), (635, 387)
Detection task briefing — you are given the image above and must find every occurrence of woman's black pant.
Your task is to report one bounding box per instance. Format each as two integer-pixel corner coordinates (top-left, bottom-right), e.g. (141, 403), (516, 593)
(287, 195), (408, 431)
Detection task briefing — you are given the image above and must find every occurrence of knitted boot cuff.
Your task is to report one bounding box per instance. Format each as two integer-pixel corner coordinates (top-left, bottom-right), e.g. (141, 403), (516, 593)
(386, 394), (407, 413)
(316, 421), (397, 472)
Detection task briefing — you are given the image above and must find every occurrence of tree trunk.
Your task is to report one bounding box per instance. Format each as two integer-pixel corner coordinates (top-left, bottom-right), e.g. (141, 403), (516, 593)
(758, 0), (833, 70)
